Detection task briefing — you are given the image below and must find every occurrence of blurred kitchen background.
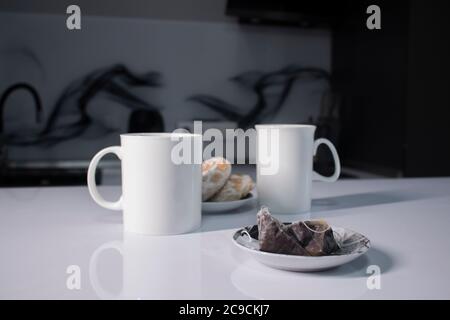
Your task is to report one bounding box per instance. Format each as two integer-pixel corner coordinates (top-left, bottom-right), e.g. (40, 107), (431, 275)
(0, 0), (449, 187)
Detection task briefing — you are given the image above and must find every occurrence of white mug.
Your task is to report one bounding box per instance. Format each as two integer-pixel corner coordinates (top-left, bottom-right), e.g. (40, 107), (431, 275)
(256, 124), (341, 214)
(87, 133), (202, 235)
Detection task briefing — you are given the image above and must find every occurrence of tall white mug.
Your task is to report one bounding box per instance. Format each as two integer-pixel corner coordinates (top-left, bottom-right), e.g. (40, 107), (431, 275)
(87, 133), (202, 235)
(256, 124), (341, 214)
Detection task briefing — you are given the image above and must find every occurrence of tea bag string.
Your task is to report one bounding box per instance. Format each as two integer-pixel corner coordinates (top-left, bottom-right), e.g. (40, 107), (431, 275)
(299, 221), (331, 234)
(241, 230), (252, 240)
(259, 206), (331, 234)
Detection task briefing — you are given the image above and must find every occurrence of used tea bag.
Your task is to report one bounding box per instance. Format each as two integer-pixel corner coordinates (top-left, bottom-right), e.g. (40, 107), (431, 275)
(289, 220), (339, 256)
(257, 207), (310, 256)
(257, 207), (339, 256)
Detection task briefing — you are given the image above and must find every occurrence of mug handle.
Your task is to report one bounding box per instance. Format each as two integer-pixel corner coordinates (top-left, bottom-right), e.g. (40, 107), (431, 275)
(89, 241), (123, 300)
(87, 146), (123, 210)
(312, 138), (341, 182)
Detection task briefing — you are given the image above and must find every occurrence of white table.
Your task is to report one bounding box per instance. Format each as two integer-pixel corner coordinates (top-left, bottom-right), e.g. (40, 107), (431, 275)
(1, 178), (450, 299)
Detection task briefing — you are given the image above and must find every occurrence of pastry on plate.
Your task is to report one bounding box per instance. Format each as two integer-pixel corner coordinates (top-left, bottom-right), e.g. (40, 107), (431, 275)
(202, 157), (232, 201)
(209, 174), (254, 202)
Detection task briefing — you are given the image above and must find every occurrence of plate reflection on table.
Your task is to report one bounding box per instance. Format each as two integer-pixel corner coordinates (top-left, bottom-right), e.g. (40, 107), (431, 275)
(230, 257), (371, 299)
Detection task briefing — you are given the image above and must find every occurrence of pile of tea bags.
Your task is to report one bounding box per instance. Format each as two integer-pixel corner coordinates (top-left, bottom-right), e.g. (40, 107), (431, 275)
(257, 207), (340, 256)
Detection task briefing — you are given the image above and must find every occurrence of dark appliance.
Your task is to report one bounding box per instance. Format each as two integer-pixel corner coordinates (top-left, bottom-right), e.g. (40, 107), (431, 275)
(226, 0), (345, 27)
(0, 83), (95, 187)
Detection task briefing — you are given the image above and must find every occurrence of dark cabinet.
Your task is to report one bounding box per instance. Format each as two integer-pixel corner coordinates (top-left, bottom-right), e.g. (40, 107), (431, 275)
(333, 0), (450, 177)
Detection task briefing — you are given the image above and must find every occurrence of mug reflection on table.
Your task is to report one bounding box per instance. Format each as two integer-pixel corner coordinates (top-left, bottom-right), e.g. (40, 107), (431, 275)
(89, 233), (202, 299)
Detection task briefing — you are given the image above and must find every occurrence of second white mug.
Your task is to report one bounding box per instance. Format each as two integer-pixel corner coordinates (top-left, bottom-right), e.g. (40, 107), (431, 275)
(256, 124), (341, 214)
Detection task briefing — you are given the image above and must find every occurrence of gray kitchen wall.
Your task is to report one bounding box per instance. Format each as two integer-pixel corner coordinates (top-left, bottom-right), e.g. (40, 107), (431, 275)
(0, 10), (330, 162)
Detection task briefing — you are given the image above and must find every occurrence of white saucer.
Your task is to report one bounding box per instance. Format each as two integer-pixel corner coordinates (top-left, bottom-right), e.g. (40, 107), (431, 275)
(202, 191), (256, 212)
(233, 225), (370, 272)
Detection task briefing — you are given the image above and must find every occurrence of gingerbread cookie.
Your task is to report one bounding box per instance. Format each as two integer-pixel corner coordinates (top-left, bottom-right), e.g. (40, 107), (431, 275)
(202, 157), (232, 201)
(209, 174), (254, 202)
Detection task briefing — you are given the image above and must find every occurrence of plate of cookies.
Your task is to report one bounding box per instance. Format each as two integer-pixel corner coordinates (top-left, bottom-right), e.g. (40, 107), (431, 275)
(202, 157), (256, 212)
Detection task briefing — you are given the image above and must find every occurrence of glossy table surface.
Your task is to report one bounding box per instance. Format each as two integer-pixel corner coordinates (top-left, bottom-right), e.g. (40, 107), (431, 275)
(1, 177), (450, 299)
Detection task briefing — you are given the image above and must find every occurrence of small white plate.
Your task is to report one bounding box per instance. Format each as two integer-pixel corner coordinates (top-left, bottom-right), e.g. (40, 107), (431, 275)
(202, 191), (256, 212)
(233, 225), (370, 272)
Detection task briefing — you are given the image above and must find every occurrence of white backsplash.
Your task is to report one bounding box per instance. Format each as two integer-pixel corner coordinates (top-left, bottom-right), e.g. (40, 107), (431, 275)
(0, 12), (331, 161)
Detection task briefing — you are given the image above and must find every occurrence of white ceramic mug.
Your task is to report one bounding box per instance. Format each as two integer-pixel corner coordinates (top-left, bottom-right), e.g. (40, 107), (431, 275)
(87, 133), (202, 235)
(256, 124), (341, 214)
